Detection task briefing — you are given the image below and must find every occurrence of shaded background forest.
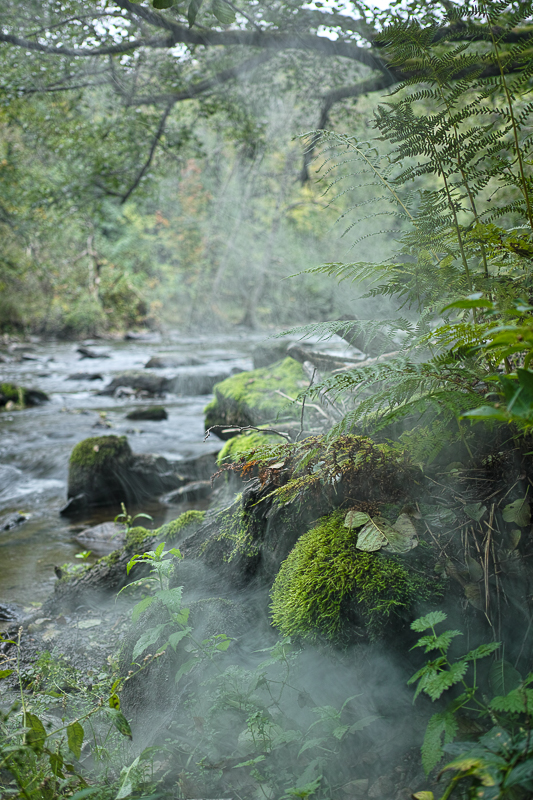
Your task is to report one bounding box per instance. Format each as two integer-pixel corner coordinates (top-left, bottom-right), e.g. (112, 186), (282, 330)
(0, 0), (404, 336)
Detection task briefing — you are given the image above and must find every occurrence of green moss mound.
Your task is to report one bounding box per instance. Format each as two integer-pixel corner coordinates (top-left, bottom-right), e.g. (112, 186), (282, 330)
(204, 357), (306, 432)
(0, 382), (48, 408)
(270, 511), (434, 642)
(217, 431), (285, 465)
(70, 435), (131, 469)
(158, 509), (206, 539)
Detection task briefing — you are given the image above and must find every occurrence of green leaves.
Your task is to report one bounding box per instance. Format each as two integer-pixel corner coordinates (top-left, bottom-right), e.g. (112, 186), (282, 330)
(106, 708), (133, 740)
(421, 711), (457, 775)
(489, 659), (522, 696)
(187, 0), (203, 26)
(212, 0), (236, 23)
(24, 712), (46, 752)
(67, 721), (84, 759)
(132, 623), (169, 661)
(502, 498), (531, 527)
(153, 0), (175, 7)
(411, 611), (447, 632)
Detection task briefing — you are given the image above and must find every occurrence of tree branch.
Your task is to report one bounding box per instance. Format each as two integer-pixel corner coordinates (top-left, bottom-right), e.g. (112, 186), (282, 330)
(126, 52), (273, 106)
(120, 101), (174, 204)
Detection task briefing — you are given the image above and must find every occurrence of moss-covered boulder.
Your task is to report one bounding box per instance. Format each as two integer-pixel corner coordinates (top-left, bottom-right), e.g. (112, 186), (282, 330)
(216, 430), (285, 464)
(270, 511), (437, 643)
(0, 382), (48, 408)
(204, 357), (308, 439)
(65, 435), (190, 511)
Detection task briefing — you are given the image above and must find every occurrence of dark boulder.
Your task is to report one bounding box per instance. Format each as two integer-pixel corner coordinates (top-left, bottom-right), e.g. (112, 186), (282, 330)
(0, 382), (49, 407)
(126, 406), (168, 421)
(77, 346), (110, 359)
(67, 372), (103, 381)
(161, 480), (213, 504)
(63, 435), (191, 512)
(99, 371), (168, 397)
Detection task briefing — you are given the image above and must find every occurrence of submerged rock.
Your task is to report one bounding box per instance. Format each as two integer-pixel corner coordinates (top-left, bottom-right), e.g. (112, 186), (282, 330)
(126, 406), (168, 421)
(0, 512), (28, 531)
(145, 355), (201, 368)
(63, 435), (190, 512)
(74, 521), (126, 553)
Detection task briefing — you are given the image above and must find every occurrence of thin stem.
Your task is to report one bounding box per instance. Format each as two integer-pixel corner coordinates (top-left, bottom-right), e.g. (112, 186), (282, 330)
(485, 8), (533, 229)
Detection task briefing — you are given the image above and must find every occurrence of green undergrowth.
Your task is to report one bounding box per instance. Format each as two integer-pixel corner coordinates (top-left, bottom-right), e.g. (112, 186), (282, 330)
(224, 433), (418, 511)
(216, 430), (285, 464)
(204, 357), (307, 430)
(270, 510), (437, 642)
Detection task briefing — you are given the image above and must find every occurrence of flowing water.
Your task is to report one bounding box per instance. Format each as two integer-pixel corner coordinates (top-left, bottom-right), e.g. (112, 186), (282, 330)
(0, 332), (260, 609)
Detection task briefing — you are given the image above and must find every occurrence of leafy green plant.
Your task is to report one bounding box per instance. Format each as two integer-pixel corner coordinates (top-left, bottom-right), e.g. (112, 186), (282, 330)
(0, 629), (135, 799)
(408, 611), (533, 799)
(119, 542), (231, 681)
(114, 503), (153, 534)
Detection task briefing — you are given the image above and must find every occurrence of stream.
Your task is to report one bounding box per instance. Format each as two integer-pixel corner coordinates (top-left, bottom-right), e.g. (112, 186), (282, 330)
(0, 331), (261, 610)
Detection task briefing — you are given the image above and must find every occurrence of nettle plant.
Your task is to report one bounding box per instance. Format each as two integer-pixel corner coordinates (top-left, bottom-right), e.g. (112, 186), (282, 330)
(288, 0), (533, 462)
(409, 611), (533, 800)
(120, 543), (231, 682)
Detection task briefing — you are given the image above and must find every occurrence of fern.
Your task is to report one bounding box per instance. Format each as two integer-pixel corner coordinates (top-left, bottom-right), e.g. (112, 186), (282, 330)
(290, 3), (533, 459)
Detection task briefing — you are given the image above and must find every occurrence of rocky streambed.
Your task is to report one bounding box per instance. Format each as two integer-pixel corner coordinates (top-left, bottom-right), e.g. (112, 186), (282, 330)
(2, 330), (533, 800)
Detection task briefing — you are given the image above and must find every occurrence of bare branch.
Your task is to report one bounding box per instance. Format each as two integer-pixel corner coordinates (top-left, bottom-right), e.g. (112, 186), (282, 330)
(121, 101), (174, 204)
(127, 52), (273, 106)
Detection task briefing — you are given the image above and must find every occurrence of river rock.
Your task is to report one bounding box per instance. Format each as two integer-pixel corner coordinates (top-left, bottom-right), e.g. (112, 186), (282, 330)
(161, 481), (213, 505)
(145, 355), (201, 368)
(67, 372), (103, 381)
(0, 512), (28, 531)
(99, 371), (168, 396)
(62, 435), (191, 513)
(74, 521), (126, 553)
(126, 406), (168, 421)
(77, 346), (110, 359)
(251, 341), (294, 369)
(167, 370), (237, 396)
(203, 357), (307, 439)
(0, 382), (49, 407)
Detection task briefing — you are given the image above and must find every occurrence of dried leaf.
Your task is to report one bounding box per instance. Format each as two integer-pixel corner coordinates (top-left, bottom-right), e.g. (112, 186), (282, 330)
(465, 555), (483, 582)
(344, 510), (370, 529)
(356, 519), (387, 551)
(464, 583), (484, 610)
(389, 513), (418, 552)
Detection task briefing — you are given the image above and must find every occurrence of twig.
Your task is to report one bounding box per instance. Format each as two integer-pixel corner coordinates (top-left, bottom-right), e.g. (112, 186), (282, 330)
(297, 368), (316, 441)
(204, 424), (291, 442)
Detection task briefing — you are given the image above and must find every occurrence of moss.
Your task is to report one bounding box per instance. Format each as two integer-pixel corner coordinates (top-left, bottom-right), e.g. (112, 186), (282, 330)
(0, 383), (48, 408)
(1, 383), (23, 403)
(270, 510), (435, 643)
(204, 357), (307, 431)
(217, 431), (285, 465)
(157, 510), (206, 541)
(98, 549), (122, 567)
(124, 525), (152, 552)
(69, 435), (131, 469)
